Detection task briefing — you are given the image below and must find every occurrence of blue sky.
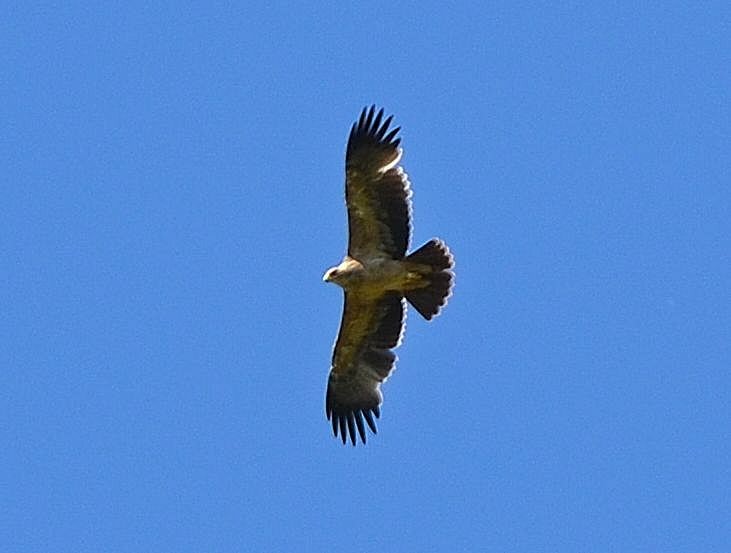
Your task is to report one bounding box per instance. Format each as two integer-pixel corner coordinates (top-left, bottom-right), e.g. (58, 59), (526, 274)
(3, 4), (729, 552)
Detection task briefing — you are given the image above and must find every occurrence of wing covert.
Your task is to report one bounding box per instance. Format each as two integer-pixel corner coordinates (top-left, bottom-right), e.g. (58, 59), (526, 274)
(325, 291), (405, 445)
(345, 106), (412, 260)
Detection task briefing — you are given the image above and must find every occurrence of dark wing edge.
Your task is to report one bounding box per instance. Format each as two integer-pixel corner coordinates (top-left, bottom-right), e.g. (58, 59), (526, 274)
(326, 292), (405, 445)
(346, 105), (401, 162)
(345, 105), (412, 259)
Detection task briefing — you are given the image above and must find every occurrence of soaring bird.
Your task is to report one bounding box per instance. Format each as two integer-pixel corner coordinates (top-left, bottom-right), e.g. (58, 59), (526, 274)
(323, 106), (454, 445)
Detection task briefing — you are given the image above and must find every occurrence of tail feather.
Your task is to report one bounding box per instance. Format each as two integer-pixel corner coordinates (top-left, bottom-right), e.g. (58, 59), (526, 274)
(405, 239), (454, 320)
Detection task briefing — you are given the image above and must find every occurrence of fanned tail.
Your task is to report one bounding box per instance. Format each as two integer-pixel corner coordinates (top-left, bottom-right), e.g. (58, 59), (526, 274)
(405, 239), (454, 320)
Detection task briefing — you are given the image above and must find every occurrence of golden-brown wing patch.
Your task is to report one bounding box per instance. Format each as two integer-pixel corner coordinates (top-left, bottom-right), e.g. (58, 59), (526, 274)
(326, 291), (405, 445)
(345, 106), (412, 260)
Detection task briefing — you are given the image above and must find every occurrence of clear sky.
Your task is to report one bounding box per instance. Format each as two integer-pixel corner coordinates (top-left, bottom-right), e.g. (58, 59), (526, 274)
(3, 4), (729, 552)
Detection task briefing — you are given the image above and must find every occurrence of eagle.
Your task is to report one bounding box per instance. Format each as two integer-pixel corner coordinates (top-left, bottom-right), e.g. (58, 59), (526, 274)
(323, 106), (455, 445)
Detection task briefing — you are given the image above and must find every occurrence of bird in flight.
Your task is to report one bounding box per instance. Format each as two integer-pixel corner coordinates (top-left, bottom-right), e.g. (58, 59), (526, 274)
(323, 106), (454, 445)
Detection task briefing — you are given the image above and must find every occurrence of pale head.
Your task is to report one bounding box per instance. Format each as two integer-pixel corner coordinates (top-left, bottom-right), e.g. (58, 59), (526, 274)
(322, 257), (364, 287)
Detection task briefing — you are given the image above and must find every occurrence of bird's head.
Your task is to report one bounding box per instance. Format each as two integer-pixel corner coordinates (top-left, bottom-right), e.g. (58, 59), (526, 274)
(323, 266), (341, 284)
(323, 258), (363, 286)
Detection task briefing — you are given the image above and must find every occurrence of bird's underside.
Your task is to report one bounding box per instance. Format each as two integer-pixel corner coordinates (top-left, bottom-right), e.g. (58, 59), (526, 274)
(323, 106), (454, 445)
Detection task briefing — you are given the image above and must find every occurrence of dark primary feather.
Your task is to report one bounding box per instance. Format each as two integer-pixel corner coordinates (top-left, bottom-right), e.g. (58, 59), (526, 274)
(326, 292), (404, 445)
(345, 106), (412, 260)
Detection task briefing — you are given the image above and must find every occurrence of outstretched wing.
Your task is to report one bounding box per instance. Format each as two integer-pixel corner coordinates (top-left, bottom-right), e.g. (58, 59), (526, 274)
(346, 106), (412, 260)
(326, 292), (405, 445)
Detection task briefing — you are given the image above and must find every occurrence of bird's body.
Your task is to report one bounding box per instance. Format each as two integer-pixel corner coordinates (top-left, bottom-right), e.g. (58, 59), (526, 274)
(324, 256), (428, 296)
(323, 106), (454, 445)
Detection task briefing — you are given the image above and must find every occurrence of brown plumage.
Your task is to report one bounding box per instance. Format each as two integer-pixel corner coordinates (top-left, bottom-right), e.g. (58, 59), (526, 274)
(323, 106), (454, 445)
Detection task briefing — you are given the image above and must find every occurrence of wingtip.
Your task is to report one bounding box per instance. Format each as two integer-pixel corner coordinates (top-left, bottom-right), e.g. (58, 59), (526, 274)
(347, 412), (357, 445)
(327, 406), (381, 446)
(363, 410), (377, 434)
(364, 105), (376, 129)
(355, 411), (367, 444)
(351, 105), (399, 144)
